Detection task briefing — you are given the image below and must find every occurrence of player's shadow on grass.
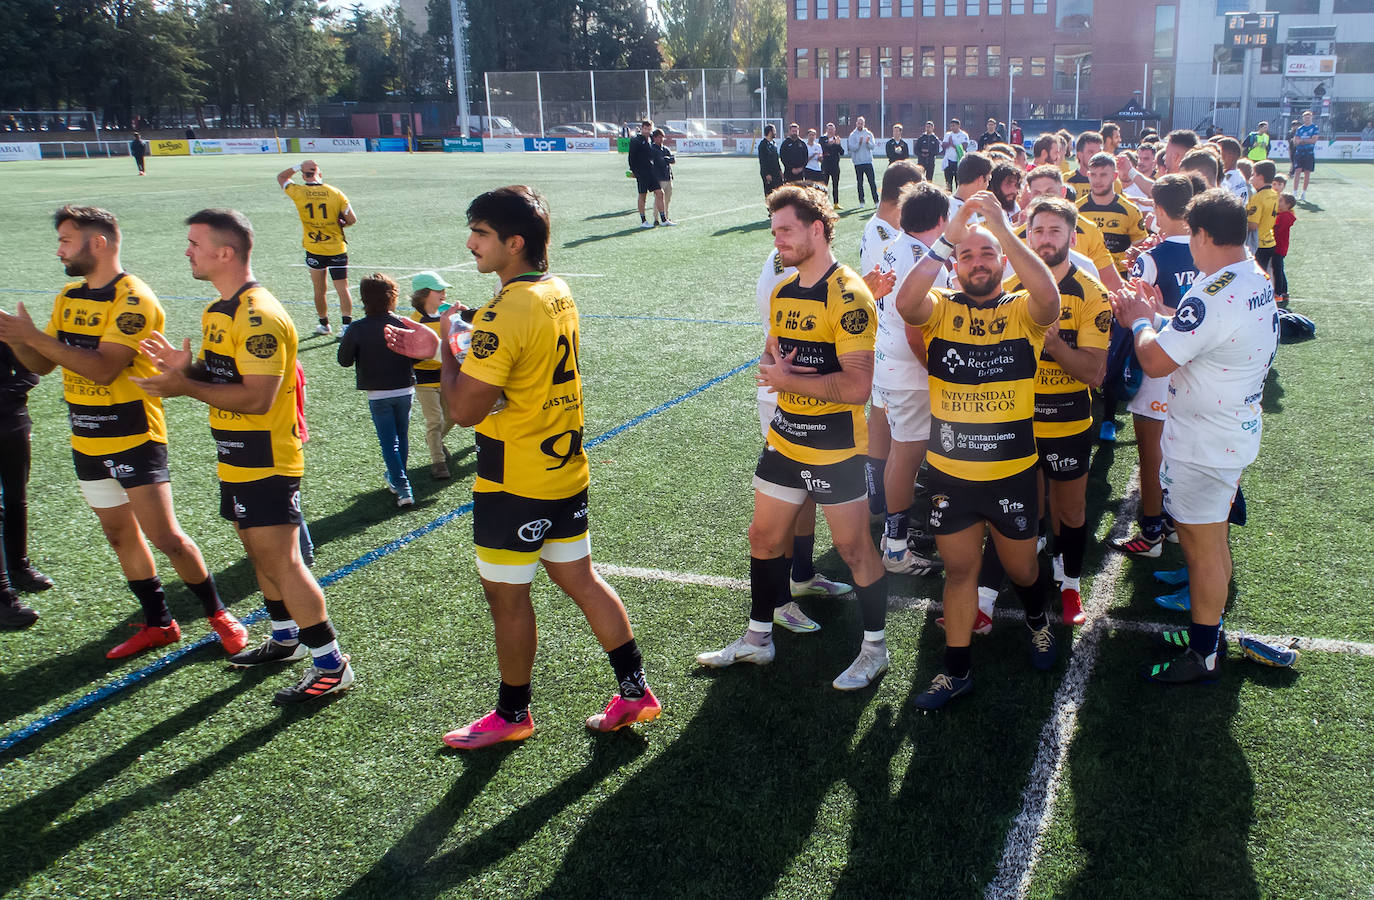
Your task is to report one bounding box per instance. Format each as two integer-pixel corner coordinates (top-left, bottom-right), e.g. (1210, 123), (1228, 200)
(584, 208), (637, 220)
(538, 615), (880, 898)
(0, 670), (330, 896)
(1055, 630), (1258, 899)
(1262, 367), (1285, 413)
(561, 226), (663, 249)
(299, 455), (479, 551)
(713, 219), (772, 237)
(334, 738), (647, 900)
(831, 612), (1073, 898)
(0, 554), (263, 736)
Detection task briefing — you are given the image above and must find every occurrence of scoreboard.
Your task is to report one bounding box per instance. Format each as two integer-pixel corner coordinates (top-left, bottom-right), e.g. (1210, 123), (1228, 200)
(1224, 11), (1279, 48)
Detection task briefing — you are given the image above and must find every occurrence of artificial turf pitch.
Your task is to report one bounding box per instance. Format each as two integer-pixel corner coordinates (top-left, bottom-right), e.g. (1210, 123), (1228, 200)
(0, 153), (1370, 898)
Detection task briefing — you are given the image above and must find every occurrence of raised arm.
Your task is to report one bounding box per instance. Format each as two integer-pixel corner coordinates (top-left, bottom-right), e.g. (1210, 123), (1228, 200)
(895, 200), (979, 326)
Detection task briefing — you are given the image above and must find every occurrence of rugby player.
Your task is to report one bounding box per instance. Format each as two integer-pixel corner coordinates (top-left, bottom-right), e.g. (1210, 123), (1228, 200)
(629, 120), (666, 227)
(860, 161), (924, 519)
(1110, 189), (1277, 682)
(697, 185), (892, 691)
(414, 186), (661, 746)
(872, 182), (949, 577)
(1110, 175), (1200, 558)
(1018, 165), (1121, 290)
(1076, 153), (1148, 278)
(277, 160), (357, 336)
(894, 192), (1062, 709)
(134, 208), (352, 704)
(1013, 197), (1111, 624)
(1247, 161), (1280, 280)
(0, 206), (246, 659)
(1292, 110), (1318, 200)
(1216, 137), (1250, 206)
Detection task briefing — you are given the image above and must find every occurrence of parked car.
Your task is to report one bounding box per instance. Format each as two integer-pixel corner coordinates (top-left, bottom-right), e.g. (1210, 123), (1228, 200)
(459, 115), (520, 137)
(548, 124), (594, 136)
(563, 121), (619, 137)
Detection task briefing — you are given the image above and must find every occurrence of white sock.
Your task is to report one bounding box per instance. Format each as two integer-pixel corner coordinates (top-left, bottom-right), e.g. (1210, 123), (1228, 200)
(977, 586), (997, 616)
(746, 619), (773, 641)
(863, 630), (886, 645)
(1060, 575), (1081, 592)
(1052, 554), (1065, 585)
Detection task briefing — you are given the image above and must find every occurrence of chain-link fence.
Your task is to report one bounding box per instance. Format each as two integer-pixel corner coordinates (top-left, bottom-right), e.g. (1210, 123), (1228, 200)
(484, 68), (789, 137)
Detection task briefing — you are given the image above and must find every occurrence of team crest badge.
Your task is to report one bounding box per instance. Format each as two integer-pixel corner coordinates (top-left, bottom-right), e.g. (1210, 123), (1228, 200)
(1173, 298), (1206, 332)
(245, 334), (278, 358)
(940, 422), (955, 453)
(840, 309), (870, 335)
(116, 312), (146, 335)
(469, 330), (500, 359)
(1095, 310), (1112, 332)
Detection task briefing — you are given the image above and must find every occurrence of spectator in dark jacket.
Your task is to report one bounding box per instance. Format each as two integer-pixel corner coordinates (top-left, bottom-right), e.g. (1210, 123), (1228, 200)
(629, 120), (666, 227)
(779, 122), (809, 183)
(758, 124), (783, 197)
(820, 122), (846, 205)
(651, 129), (677, 225)
(914, 121), (941, 181)
(130, 131), (146, 175)
(885, 124), (910, 164)
(338, 273), (422, 507)
(0, 340), (48, 628)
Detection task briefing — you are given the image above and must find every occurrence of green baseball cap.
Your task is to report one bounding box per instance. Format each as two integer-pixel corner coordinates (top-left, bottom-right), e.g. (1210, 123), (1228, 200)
(411, 271), (452, 292)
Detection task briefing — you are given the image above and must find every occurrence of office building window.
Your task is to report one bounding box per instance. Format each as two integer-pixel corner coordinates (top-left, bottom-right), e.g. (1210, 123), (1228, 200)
(1030, 56), (1046, 76)
(1009, 55), (1024, 75)
(989, 0), (1002, 11)
(818, 48), (830, 77)
(838, 47), (851, 77)
(945, 44), (958, 74)
(923, 0), (936, 12)
(837, 0), (851, 14)
(817, 0), (828, 17)
(1011, 0), (1024, 11)
(1154, 5), (1176, 57)
(987, 45), (1002, 77)
(1054, 46), (1091, 91)
(858, 0), (871, 15)
(880, 46), (894, 75)
(880, 0), (893, 15)
(922, 45), (936, 76)
(796, 47), (810, 77)
(945, 0), (958, 13)
(967, 0), (979, 12)
(1032, 0), (1046, 11)
(1056, 0), (1090, 28)
(901, 0), (914, 13)
(965, 45), (980, 76)
(902, 46), (916, 77)
(795, 0), (808, 19)
(859, 47), (873, 77)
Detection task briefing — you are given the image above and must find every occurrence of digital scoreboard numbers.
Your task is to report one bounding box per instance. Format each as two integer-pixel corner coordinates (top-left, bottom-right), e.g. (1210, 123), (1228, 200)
(1225, 11), (1279, 47)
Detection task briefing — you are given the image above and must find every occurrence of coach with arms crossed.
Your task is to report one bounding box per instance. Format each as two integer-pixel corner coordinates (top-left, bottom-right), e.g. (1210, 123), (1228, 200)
(1110, 189), (1277, 684)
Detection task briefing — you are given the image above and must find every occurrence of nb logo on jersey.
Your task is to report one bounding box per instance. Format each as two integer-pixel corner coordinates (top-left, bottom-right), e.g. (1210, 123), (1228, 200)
(517, 519), (554, 542)
(967, 317), (986, 337)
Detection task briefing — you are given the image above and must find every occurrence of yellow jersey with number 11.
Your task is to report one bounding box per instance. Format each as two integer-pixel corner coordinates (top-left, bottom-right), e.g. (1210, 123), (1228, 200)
(283, 181), (350, 255)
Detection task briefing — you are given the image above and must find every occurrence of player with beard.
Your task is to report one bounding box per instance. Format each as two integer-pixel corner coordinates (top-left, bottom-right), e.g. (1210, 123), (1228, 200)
(698, 185), (892, 691)
(0, 206), (246, 659)
(894, 192), (1061, 709)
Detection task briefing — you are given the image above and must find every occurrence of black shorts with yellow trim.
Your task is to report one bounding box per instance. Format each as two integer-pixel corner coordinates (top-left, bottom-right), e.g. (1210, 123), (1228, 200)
(473, 488), (591, 585)
(1035, 426), (1094, 481)
(753, 445), (867, 507)
(219, 475), (303, 529)
(305, 251), (349, 281)
(926, 464), (1038, 540)
(73, 440), (170, 509)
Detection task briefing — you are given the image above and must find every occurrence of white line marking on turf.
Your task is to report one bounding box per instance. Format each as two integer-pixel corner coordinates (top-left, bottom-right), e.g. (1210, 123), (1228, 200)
(985, 468), (1140, 900)
(1102, 617), (1374, 658)
(671, 203), (762, 223)
(594, 564), (748, 592)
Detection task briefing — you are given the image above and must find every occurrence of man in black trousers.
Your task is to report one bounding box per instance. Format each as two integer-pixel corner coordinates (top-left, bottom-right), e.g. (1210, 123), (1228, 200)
(0, 340), (51, 629)
(758, 124), (783, 199)
(780, 122), (809, 184)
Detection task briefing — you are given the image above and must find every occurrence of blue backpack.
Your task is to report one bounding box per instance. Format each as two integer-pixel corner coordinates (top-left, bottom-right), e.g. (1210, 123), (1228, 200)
(1276, 309), (1316, 343)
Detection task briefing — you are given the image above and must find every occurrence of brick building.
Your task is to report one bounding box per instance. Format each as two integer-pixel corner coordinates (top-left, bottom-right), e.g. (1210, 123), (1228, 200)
(785, 0), (1180, 137)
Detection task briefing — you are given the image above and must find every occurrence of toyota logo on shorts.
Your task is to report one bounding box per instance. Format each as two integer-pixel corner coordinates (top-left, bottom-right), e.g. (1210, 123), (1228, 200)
(518, 518), (554, 542)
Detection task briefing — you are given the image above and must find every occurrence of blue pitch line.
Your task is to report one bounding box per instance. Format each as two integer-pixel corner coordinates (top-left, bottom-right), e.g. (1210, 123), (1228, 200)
(0, 354), (762, 754)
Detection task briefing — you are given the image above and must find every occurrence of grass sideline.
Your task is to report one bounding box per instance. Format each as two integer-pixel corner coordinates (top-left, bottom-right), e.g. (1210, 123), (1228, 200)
(0, 153), (1370, 898)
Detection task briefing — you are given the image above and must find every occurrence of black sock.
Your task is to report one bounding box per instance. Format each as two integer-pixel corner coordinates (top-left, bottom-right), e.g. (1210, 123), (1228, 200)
(750, 555), (791, 622)
(1014, 569), (1049, 623)
(640, 213), (647, 223)
(1189, 622), (1221, 659)
(186, 577), (224, 617)
(790, 535), (815, 583)
(1140, 514), (1165, 540)
(945, 644), (972, 679)
(1058, 524), (1088, 580)
(978, 539), (1006, 593)
(856, 575), (888, 634)
(318, 317), (329, 327)
(341, 316), (352, 326)
(129, 577), (172, 627)
(865, 457), (887, 515)
(607, 638), (647, 699)
(884, 510), (909, 542)
(496, 681), (532, 723)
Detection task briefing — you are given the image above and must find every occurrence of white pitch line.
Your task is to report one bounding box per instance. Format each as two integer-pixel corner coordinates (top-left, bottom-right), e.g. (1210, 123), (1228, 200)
(594, 564), (748, 592)
(671, 202), (763, 223)
(1102, 617), (1374, 658)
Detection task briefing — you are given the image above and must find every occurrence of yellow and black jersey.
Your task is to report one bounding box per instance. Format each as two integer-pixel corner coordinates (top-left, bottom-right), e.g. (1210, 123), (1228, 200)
(920, 288), (1048, 481)
(408, 310), (442, 386)
(1015, 214), (1114, 282)
(1006, 265), (1111, 438)
(44, 273), (167, 455)
(197, 282), (302, 482)
(462, 274), (589, 500)
(1075, 192), (1147, 273)
(1066, 170), (1124, 196)
(283, 181), (350, 255)
(1247, 185), (1279, 249)
(765, 262), (876, 466)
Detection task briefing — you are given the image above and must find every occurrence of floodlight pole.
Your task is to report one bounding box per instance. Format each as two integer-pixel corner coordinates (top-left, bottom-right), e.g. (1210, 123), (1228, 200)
(819, 67), (825, 132)
(645, 69), (651, 121)
(880, 68), (886, 137)
(1009, 64), (1016, 133)
(943, 63), (951, 128)
(448, 0), (471, 136)
(760, 67), (766, 135)
(1074, 58), (1082, 119)
(484, 71), (492, 137)
(590, 70), (598, 127)
(701, 68), (707, 125)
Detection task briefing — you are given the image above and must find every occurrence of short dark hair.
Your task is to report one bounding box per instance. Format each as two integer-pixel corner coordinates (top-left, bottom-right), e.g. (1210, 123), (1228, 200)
(1076, 130), (1104, 153)
(1100, 122), (1120, 140)
(466, 185), (551, 272)
(764, 124), (776, 137)
(1032, 133), (1058, 160)
(767, 183), (838, 244)
(949, 118), (960, 126)
(54, 205), (119, 242)
(1026, 196), (1077, 232)
(651, 128), (664, 138)
(186, 208), (254, 258)
(1215, 136), (1242, 157)
(956, 151), (993, 184)
(1180, 149), (1221, 185)
(1166, 129), (1200, 151)
(1151, 173), (1196, 221)
(640, 119), (652, 128)
(880, 159), (923, 203)
(1185, 173), (1209, 195)
(1186, 188), (1247, 247)
(898, 182), (950, 234)
(410, 288), (432, 312)
(1253, 159), (1277, 183)
(359, 273), (398, 316)
(1026, 164), (1063, 185)
(1088, 151), (1116, 170)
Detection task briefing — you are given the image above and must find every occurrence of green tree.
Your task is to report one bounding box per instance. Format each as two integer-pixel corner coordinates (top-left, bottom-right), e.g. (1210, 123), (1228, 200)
(658, 0), (733, 69)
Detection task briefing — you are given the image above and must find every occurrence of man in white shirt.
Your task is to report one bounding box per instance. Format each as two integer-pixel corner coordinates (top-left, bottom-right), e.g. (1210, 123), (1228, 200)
(1110, 188), (1277, 684)
(1215, 136), (1250, 207)
(872, 182), (950, 576)
(940, 119), (972, 191)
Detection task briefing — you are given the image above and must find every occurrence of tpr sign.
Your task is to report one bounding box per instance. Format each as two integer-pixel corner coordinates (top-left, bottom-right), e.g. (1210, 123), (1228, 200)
(524, 137), (567, 152)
